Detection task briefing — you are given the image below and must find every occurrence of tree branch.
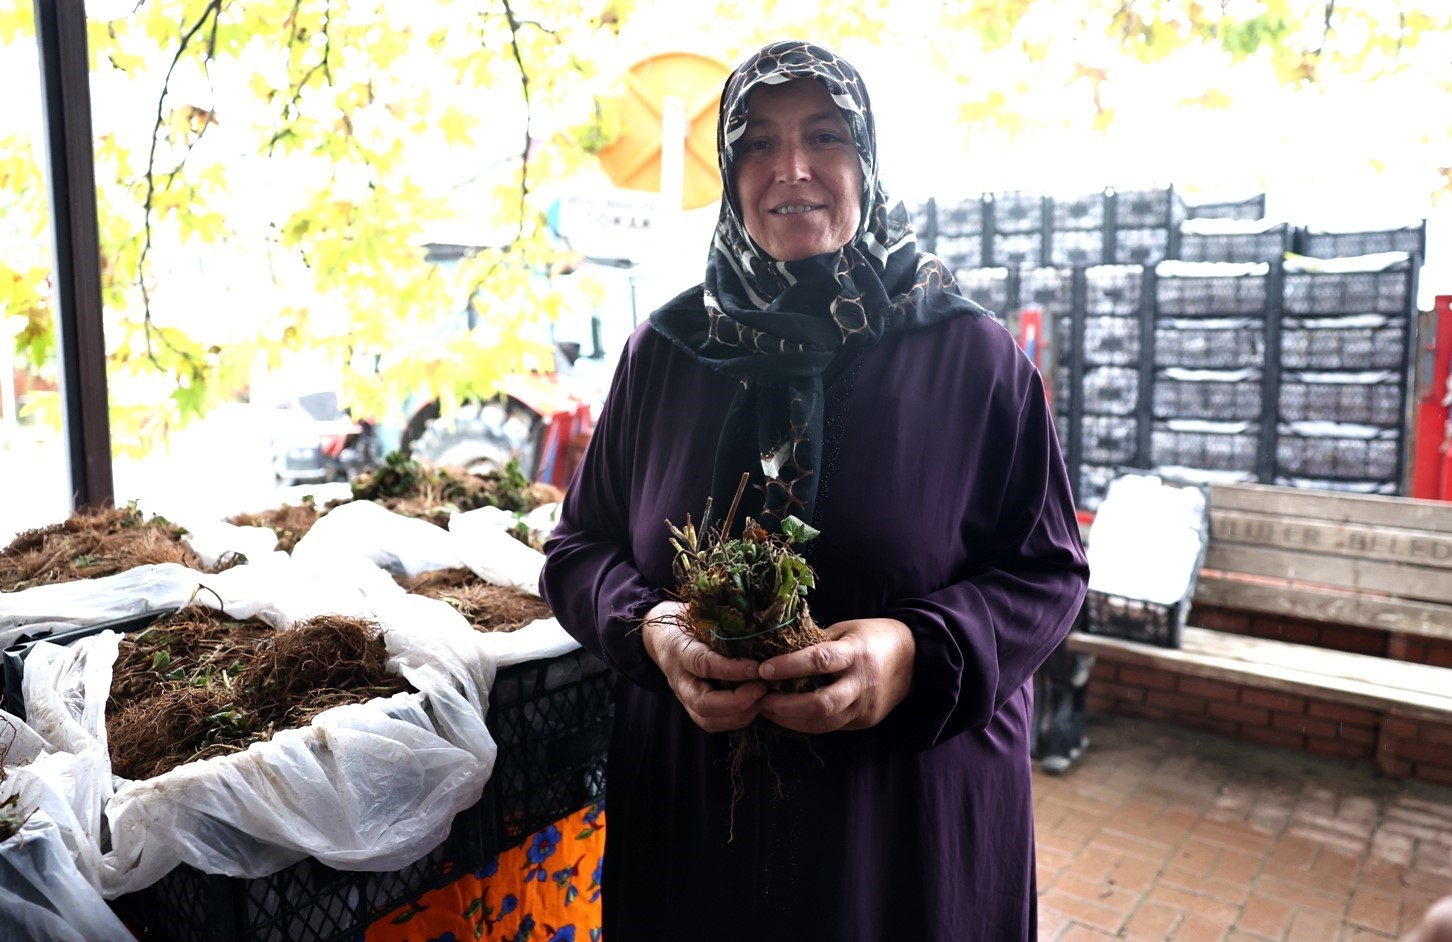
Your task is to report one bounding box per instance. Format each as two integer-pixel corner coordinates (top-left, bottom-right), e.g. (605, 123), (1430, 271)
(501, 0), (531, 243)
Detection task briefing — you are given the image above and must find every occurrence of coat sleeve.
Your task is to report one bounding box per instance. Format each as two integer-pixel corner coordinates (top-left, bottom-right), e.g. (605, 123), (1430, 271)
(539, 331), (672, 694)
(881, 361), (1088, 751)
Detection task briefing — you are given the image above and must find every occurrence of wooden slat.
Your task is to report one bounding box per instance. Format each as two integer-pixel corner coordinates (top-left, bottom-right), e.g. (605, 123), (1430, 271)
(1202, 543), (1452, 606)
(1209, 482), (1452, 532)
(1068, 627), (1452, 722)
(1194, 575), (1452, 641)
(1209, 509), (1452, 572)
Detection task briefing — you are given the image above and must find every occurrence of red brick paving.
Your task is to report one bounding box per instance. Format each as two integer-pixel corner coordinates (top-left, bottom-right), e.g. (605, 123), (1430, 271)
(1034, 715), (1452, 941)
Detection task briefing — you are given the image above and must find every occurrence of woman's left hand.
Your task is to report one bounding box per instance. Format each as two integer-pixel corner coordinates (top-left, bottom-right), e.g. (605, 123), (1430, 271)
(757, 617), (916, 734)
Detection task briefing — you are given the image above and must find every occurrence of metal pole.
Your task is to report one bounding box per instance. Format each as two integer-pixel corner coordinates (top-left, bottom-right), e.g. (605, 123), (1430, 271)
(34, 0), (114, 510)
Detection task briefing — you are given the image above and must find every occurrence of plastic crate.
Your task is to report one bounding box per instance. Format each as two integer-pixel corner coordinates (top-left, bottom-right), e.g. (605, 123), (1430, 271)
(936, 196), (985, 235)
(1086, 265), (1144, 316)
(1177, 223), (1293, 263)
(952, 266), (1011, 316)
(1156, 273), (1269, 317)
(1017, 267), (1072, 317)
(1111, 227), (1170, 265)
(1082, 366), (1140, 415)
(1153, 371), (1263, 422)
(1083, 315), (1141, 366)
(1083, 415), (1139, 464)
(1275, 427), (1400, 481)
(1052, 191), (1108, 231)
(1185, 194), (1266, 221)
(935, 233), (983, 271)
(114, 800), (489, 942)
(906, 200), (935, 249)
(483, 648), (613, 853)
(1150, 422), (1260, 473)
(1280, 316), (1407, 370)
(1076, 464), (1120, 511)
(1111, 187), (1187, 229)
(1050, 228), (1106, 266)
(1154, 320), (1265, 369)
(1278, 372), (1403, 426)
(990, 231), (1043, 268)
(1298, 224), (1426, 260)
(990, 190), (1046, 233)
(1281, 268), (1413, 316)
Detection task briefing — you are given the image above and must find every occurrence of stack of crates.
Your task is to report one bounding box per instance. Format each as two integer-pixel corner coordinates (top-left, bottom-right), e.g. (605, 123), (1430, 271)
(1149, 262), (1272, 482)
(1108, 186), (1186, 265)
(1274, 254), (1419, 491)
(1178, 218), (1295, 263)
(1048, 190), (1110, 267)
(988, 191), (1047, 267)
(932, 195), (988, 271)
(1071, 266), (1148, 508)
(1296, 223), (1426, 260)
(1184, 193), (1267, 221)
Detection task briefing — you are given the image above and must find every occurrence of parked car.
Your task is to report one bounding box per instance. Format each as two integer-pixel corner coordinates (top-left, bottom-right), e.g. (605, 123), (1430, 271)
(268, 390), (379, 487)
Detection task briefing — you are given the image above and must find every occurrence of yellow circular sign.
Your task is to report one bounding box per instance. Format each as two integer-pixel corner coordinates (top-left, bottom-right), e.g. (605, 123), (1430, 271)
(596, 51), (730, 211)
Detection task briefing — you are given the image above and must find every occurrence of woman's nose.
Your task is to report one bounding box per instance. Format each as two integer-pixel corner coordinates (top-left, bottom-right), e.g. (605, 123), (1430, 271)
(774, 144), (810, 182)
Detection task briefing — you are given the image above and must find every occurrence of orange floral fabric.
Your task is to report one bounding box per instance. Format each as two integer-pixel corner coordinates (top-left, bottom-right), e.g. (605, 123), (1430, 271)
(363, 803), (605, 942)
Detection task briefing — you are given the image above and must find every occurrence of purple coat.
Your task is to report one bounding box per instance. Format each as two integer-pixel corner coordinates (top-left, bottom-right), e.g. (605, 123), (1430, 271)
(540, 292), (1088, 940)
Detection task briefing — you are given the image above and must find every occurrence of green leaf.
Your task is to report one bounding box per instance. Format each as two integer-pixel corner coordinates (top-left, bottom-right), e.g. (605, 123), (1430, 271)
(780, 517), (820, 545)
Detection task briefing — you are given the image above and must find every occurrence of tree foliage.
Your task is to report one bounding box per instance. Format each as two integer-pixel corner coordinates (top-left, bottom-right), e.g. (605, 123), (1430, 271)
(1, 0), (1448, 458)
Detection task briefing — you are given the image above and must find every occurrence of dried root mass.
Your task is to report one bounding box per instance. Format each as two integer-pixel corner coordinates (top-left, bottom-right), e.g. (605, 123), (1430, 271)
(0, 504), (219, 592)
(399, 568), (552, 632)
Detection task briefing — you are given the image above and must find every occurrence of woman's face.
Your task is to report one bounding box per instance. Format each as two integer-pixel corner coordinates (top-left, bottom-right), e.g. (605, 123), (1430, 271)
(732, 78), (863, 262)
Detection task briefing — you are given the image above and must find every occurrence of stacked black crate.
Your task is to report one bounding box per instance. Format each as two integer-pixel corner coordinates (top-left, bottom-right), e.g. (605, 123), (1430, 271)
(1072, 265), (1148, 509)
(1274, 253), (1419, 492)
(1048, 190), (1110, 267)
(1177, 217), (1295, 263)
(987, 191), (1047, 267)
(1107, 186), (1185, 266)
(1184, 194), (1267, 221)
(953, 266), (1012, 328)
(906, 198), (937, 254)
(1296, 222), (1427, 260)
(933, 195), (988, 271)
(1149, 262), (1272, 484)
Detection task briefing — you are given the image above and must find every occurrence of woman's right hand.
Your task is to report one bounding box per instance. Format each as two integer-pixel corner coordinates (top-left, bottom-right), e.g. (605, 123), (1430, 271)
(642, 600), (766, 732)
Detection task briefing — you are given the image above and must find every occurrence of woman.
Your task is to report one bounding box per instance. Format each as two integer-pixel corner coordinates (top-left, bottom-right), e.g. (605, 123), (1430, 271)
(540, 40), (1087, 940)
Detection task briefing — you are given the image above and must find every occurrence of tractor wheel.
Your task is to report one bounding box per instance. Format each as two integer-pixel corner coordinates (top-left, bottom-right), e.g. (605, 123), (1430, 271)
(408, 398), (543, 477)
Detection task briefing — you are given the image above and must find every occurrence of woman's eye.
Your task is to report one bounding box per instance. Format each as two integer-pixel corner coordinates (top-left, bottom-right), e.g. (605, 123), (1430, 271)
(741, 138), (771, 154)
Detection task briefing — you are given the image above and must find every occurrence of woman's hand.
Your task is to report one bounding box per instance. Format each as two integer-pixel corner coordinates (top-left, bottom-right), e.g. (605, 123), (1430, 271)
(757, 618), (916, 734)
(642, 600), (767, 733)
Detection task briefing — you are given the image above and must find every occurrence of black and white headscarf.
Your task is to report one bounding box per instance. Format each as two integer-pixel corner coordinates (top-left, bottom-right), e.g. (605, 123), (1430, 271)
(651, 40), (987, 530)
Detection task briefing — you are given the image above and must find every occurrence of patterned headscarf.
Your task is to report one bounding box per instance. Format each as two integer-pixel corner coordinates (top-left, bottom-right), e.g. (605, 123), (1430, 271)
(651, 40), (987, 530)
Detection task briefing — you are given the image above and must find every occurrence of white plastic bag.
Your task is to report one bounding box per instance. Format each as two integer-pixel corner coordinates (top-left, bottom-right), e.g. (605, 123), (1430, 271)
(291, 500), (463, 578)
(449, 506), (547, 596)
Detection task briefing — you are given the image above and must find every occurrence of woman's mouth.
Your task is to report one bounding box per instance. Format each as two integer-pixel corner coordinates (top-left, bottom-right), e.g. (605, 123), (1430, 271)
(770, 204), (823, 215)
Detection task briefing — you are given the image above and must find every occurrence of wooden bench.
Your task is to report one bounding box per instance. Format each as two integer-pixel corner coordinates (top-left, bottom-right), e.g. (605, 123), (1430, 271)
(1067, 481), (1452, 787)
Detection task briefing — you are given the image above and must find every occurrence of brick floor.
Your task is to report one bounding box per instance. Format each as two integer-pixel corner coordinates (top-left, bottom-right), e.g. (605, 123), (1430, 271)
(1034, 715), (1452, 941)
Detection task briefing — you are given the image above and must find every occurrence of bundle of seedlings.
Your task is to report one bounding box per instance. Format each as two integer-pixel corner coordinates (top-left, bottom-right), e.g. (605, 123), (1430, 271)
(397, 568), (552, 634)
(104, 606), (410, 782)
(664, 474), (826, 814)
(0, 504), (231, 593)
(349, 452), (563, 530)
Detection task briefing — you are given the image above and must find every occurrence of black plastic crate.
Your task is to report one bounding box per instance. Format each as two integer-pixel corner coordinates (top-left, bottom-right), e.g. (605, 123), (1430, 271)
(1276, 427), (1400, 481)
(1019, 267), (1075, 321)
(1280, 316), (1407, 370)
(1111, 187), (1187, 230)
(936, 233), (983, 271)
(1155, 273), (1269, 317)
(1185, 194), (1266, 221)
(1176, 223), (1293, 263)
(483, 647), (613, 853)
(114, 799), (489, 942)
(1154, 320), (1265, 369)
(1083, 315), (1141, 366)
(1278, 373), (1403, 426)
(990, 190), (1046, 233)
(906, 200), (935, 249)
(1082, 366), (1139, 415)
(952, 266), (1011, 316)
(1052, 191), (1108, 231)
(1150, 422), (1260, 473)
(1298, 224), (1426, 260)
(1111, 226), (1170, 265)
(990, 231), (1043, 268)
(937, 196), (986, 235)
(1086, 265), (1144, 316)
(1153, 371), (1263, 422)
(1050, 228), (1106, 266)
(1083, 415), (1139, 464)
(1281, 268), (1414, 316)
